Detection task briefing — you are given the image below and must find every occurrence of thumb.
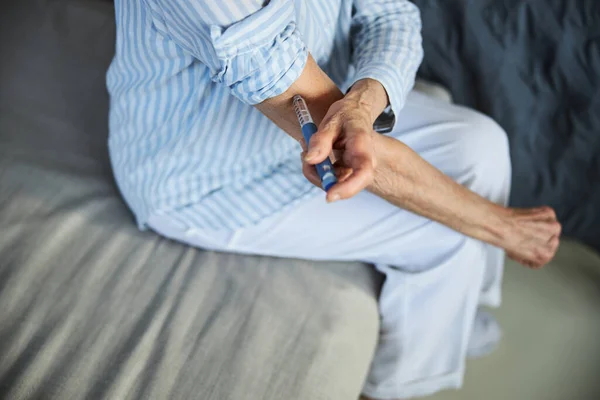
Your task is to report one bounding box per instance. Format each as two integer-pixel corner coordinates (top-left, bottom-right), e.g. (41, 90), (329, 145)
(305, 116), (341, 164)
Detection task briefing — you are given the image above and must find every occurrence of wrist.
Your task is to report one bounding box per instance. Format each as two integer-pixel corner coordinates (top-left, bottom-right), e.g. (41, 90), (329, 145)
(480, 206), (513, 248)
(367, 134), (400, 196)
(346, 78), (389, 123)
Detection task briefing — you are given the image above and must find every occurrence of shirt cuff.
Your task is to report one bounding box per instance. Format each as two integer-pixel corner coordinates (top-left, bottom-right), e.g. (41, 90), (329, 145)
(350, 63), (408, 127)
(209, 0), (308, 105)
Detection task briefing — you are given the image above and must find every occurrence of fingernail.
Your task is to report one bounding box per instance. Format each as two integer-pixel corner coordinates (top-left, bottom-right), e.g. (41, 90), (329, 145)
(304, 149), (319, 161)
(328, 193), (341, 203)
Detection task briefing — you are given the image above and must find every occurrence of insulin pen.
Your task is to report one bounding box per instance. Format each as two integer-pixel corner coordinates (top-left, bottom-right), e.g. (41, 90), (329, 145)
(292, 95), (338, 191)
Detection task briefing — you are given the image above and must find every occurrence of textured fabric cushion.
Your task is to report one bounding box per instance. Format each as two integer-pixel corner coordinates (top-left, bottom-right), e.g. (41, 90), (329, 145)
(412, 0), (600, 253)
(0, 1), (382, 399)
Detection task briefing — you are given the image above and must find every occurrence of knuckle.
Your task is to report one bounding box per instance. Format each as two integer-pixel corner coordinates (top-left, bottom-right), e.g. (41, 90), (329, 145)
(554, 222), (562, 235)
(353, 127), (370, 137)
(310, 133), (325, 144)
(535, 257), (545, 267)
(321, 115), (340, 132)
(356, 128), (374, 139)
(302, 164), (314, 176)
(543, 206), (556, 218)
(331, 98), (345, 109)
(312, 133), (333, 148)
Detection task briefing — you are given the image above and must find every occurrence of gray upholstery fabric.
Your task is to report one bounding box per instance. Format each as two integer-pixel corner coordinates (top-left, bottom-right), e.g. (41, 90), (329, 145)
(0, 1), (383, 399)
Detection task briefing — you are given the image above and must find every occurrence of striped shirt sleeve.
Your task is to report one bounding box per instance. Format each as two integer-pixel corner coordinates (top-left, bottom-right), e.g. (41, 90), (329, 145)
(349, 0), (424, 119)
(143, 0), (308, 104)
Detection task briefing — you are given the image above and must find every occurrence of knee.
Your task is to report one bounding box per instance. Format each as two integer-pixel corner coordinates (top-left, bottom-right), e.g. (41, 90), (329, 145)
(456, 112), (512, 201)
(460, 113), (511, 177)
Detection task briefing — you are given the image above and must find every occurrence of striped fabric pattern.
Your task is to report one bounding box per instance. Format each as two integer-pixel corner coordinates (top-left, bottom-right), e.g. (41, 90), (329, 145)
(107, 0), (423, 230)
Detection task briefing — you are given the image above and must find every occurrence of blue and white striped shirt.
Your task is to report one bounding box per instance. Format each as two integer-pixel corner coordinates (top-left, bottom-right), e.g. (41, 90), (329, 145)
(107, 0), (423, 230)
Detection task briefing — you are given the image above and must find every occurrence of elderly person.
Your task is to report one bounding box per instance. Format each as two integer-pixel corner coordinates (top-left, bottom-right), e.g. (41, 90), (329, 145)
(107, 1), (560, 398)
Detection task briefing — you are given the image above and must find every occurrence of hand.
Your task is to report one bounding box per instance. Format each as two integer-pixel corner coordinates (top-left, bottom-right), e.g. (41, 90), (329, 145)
(301, 96), (378, 202)
(501, 206), (561, 268)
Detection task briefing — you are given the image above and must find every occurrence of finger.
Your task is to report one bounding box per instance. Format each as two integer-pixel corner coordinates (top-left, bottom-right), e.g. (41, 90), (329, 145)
(533, 247), (553, 268)
(333, 159), (352, 181)
(329, 149), (344, 163)
(553, 221), (562, 237)
(333, 158), (350, 168)
(299, 138), (308, 152)
(300, 157), (322, 188)
(327, 132), (376, 201)
(540, 206), (557, 220)
(326, 154), (374, 202)
(301, 151), (321, 186)
(548, 236), (560, 255)
(523, 260), (537, 269)
(536, 220), (561, 236)
(305, 114), (342, 164)
(334, 165), (353, 183)
(524, 253), (542, 269)
(302, 163), (322, 188)
(345, 128), (377, 169)
(531, 206), (557, 221)
(508, 248), (541, 269)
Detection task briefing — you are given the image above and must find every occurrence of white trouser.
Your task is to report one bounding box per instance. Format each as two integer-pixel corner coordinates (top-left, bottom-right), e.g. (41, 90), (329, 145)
(147, 91), (512, 399)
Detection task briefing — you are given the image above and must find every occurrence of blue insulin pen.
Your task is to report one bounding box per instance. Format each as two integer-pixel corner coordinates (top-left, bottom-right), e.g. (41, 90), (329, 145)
(292, 95), (338, 191)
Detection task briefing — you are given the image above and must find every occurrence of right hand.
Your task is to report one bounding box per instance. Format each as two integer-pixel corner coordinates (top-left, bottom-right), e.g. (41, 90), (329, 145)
(502, 206), (561, 269)
(301, 97), (378, 202)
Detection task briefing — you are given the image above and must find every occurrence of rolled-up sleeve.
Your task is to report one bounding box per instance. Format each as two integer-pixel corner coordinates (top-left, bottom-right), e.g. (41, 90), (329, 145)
(350, 0), (424, 118)
(143, 0), (308, 104)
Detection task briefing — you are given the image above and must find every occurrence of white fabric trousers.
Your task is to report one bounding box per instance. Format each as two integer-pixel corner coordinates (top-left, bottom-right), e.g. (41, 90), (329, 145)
(147, 91), (512, 399)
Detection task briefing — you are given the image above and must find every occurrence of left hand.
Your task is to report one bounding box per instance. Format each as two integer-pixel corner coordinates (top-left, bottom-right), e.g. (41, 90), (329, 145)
(301, 96), (379, 202)
(500, 206), (561, 269)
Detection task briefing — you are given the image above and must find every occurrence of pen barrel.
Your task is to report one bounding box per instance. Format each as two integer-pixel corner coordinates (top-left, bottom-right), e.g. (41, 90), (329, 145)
(315, 157), (337, 192)
(301, 122), (338, 191)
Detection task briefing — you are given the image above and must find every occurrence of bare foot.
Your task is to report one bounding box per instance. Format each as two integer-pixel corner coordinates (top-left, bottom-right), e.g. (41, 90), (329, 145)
(501, 206), (561, 269)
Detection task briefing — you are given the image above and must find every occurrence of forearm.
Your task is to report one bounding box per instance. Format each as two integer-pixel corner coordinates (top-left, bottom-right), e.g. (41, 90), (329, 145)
(256, 54), (389, 142)
(255, 55), (344, 143)
(370, 135), (509, 247)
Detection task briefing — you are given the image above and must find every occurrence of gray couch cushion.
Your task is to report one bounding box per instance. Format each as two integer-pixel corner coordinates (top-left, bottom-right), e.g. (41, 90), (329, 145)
(0, 1), (382, 399)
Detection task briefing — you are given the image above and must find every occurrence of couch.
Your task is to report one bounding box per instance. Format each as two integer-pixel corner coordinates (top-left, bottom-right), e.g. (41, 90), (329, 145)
(1, 1), (599, 399)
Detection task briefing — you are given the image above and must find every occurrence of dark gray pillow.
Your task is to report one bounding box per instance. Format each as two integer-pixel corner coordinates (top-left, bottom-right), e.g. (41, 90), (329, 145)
(0, 0), (115, 171)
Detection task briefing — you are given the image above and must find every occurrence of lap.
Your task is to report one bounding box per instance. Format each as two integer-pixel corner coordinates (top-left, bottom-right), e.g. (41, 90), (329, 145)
(147, 91), (510, 397)
(148, 91), (510, 270)
(149, 190), (467, 269)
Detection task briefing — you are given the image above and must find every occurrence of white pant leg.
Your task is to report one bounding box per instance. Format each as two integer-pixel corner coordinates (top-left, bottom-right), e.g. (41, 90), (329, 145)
(391, 92), (512, 309)
(147, 91), (512, 399)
